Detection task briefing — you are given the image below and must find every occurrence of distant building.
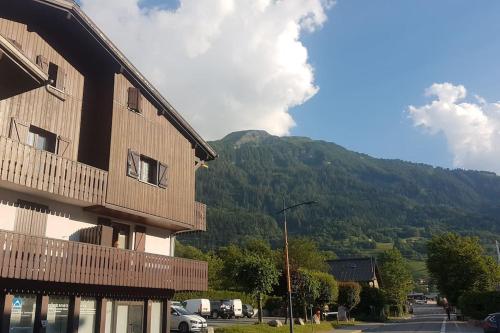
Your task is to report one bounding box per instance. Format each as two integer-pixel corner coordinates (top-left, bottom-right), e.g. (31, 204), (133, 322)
(327, 257), (381, 288)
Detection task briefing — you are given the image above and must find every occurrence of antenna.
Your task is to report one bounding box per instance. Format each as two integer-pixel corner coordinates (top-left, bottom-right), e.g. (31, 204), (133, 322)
(496, 240), (500, 265)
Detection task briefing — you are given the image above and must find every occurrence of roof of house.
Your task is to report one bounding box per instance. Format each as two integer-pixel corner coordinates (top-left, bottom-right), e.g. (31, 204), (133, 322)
(28, 0), (217, 161)
(327, 257), (381, 283)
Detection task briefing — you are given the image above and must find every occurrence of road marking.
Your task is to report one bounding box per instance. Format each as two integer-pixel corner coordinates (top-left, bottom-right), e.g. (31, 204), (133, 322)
(440, 317), (447, 333)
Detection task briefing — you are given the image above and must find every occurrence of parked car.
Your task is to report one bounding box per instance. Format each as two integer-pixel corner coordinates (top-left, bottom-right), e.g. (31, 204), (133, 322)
(182, 299), (211, 317)
(242, 304), (254, 318)
(172, 301), (184, 308)
(483, 313), (500, 333)
(170, 305), (208, 333)
(210, 299), (243, 319)
(415, 299), (427, 304)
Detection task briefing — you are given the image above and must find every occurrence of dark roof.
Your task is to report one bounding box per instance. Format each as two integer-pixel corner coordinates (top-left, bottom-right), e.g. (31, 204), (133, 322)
(27, 0), (217, 161)
(327, 257), (380, 283)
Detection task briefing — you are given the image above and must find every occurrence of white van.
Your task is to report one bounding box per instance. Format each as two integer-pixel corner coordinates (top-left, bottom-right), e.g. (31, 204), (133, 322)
(182, 299), (211, 317)
(231, 299), (243, 318)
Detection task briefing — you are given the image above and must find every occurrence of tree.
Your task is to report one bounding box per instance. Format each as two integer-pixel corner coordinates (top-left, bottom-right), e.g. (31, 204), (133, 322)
(288, 237), (329, 272)
(311, 271), (339, 308)
(427, 233), (500, 304)
(378, 248), (413, 314)
(236, 254), (280, 323)
(338, 282), (361, 319)
(292, 268), (321, 320)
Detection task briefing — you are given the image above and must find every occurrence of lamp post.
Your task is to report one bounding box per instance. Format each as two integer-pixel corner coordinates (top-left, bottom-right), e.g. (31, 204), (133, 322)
(277, 199), (317, 333)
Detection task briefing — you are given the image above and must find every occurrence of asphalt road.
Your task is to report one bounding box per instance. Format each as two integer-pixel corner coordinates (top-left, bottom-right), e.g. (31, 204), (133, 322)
(362, 304), (483, 333)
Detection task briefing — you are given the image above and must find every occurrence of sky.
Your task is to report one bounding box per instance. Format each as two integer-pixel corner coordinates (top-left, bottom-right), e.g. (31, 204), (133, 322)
(79, 0), (500, 173)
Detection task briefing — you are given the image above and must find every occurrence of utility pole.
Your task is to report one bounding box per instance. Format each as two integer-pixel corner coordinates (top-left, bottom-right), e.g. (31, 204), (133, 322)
(277, 199), (317, 333)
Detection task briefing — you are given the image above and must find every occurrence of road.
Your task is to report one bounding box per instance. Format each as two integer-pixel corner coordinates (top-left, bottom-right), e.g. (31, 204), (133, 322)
(361, 304), (482, 333)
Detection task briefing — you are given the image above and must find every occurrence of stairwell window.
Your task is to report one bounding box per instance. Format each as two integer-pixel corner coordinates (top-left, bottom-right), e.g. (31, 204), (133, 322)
(48, 62), (65, 91)
(26, 126), (56, 153)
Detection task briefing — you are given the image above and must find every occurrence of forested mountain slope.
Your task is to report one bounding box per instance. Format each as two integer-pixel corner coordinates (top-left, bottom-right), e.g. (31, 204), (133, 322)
(183, 130), (500, 258)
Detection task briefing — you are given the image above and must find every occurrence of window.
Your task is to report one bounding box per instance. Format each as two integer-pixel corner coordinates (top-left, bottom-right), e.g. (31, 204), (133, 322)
(139, 156), (158, 184)
(78, 298), (97, 333)
(127, 87), (142, 113)
(111, 222), (130, 250)
(26, 126), (57, 153)
(9, 294), (37, 332)
(47, 296), (69, 333)
(127, 150), (168, 188)
(48, 62), (65, 91)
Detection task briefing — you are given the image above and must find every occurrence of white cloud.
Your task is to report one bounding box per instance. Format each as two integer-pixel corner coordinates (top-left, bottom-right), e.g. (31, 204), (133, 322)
(408, 82), (500, 173)
(80, 0), (332, 139)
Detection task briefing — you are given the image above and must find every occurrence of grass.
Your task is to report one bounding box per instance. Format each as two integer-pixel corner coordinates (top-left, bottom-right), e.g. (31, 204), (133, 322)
(214, 321), (356, 333)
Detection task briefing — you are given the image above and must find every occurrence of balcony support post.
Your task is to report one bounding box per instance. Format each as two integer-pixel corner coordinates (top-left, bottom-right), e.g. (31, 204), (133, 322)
(34, 294), (48, 333)
(143, 299), (152, 333)
(96, 298), (108, 333)
(68, 296), (81, 333)
(0, 293), (13, 333)
(161, 299), (171, 333)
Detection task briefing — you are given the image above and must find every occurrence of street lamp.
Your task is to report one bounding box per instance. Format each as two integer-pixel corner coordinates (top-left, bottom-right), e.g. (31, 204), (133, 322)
(276, 199), (317, 333)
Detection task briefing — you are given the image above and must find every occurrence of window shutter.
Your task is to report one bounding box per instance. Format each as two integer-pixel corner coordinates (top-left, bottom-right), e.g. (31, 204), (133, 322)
(127, 149), (140, 178)
(57, 136), (71, 158)
(134, 226), (146, 252)
(127, 87), (142, 113)
(9, 118), (29, 143)
(36, 55), (49, 72)
(56, 66), (65, 91)
(158, 162), (168, 188)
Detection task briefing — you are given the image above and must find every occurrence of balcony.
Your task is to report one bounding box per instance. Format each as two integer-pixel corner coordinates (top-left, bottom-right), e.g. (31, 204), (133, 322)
(194, 201), (207, 231)
(0, 136), (107, 205)
(0, 230), (208, 291)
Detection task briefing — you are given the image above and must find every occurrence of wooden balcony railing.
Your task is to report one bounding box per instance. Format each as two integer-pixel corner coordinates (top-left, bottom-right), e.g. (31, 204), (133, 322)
(0, 136), (107, 205)
(0, 230), (208, 291)
(194, 201), (206, 231)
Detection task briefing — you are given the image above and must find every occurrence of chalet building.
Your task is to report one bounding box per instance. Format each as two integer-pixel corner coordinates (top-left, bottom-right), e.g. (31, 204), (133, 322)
(0, 0), (217, 332)
(328, 257), (381, 288)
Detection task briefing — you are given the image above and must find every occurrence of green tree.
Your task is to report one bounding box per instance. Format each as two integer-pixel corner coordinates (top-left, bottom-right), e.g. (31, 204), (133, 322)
(338, 282), (361, 319)
(288, 237), (329, 272)
(427, 233), (500, 304)
(378, 248), (413, 314)
(236, 254), (280, 323)
(311, 271), (339, 308)
(293, 268), (321, 320)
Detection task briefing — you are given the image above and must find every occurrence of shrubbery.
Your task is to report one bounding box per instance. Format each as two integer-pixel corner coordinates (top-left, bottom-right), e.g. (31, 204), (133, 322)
(459, 291), (500, 319)
(353, 287), (386, 321)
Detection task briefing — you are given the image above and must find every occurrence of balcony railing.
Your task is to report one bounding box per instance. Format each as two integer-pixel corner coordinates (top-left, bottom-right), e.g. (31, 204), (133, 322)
(0, 136), (107, 205)
(0, 230), (208, 291)
(194, 201), (206, 231)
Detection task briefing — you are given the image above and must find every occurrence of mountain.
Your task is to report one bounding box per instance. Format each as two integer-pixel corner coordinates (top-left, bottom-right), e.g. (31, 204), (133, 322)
(182, 130), (500, 258)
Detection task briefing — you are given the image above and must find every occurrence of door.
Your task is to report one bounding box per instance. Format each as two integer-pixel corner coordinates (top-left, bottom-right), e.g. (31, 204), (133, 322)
(112, 302), (143, 333)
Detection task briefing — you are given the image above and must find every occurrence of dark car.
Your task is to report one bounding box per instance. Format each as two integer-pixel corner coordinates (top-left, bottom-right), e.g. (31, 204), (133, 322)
(242, 304), (254, 318)
(483, 313), (500, 333)
(210, 300), (233, 319)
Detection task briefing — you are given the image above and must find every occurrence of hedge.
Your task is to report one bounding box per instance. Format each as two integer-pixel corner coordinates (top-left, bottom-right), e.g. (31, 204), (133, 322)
(459, 291), (500, 320)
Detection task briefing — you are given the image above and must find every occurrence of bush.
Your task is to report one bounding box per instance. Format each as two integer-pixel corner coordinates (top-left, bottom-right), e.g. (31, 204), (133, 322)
(263, 296), (285, 316)
(338, 282), (362, 317)
(459, 291), (500, 319)
(353, 287), (386, 321)
(175, 290), (256, 307)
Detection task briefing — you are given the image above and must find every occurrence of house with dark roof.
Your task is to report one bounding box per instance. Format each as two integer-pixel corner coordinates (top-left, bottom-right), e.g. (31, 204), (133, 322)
(328, 257), (381, 288)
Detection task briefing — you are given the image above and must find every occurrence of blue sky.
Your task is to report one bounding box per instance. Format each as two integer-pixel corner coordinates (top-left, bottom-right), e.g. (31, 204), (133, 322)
(290, 0), (500, 168)
(86, 0), (500, 171)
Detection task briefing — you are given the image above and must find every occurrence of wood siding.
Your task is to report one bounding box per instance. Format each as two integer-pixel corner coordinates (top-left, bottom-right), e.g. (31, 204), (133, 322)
(0, 19), (84, 161)
(106, 74), (196, 227)
(0, 229), (208, 291)
(0, 136), (107, 205)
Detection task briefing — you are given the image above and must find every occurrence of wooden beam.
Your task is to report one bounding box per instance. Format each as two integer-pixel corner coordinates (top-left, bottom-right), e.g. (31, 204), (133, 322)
(68, 296), (81, 333)
(95, 298), (108, 333)
(34, 295), (49, 333)
(0, 293), (13, 333)
(143, 300), (152, 333)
